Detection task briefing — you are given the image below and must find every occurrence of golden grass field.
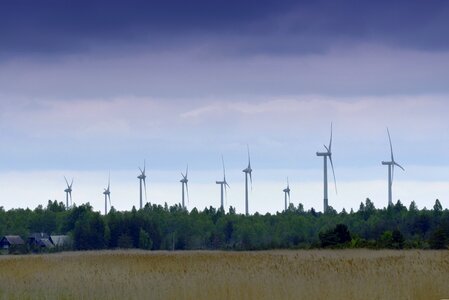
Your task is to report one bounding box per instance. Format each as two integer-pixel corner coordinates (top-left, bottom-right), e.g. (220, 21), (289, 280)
(1, 250), (449, 300)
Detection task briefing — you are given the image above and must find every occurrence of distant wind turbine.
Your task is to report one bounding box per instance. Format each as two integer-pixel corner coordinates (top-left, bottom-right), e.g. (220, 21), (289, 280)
(103, 173), (111, 215)
(382, 128), (405, 207)
(180, 165), (189, 209)
(64, 176), (73, 209)
(283, 177), (290, 211)
(137, 160), (147, 209)
(216, 156), (230, 210)
(316, 123), (337, 213)
(242, 146), (253, 216)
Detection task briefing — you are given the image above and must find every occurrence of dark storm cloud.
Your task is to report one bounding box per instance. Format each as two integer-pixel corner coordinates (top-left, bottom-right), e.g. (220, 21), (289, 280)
(1, 0), (449, 58)
(0, 0), (295, 55)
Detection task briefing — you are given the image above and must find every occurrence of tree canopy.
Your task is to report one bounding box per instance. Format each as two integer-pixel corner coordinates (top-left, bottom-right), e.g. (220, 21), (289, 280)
(0, 199), (448, 251)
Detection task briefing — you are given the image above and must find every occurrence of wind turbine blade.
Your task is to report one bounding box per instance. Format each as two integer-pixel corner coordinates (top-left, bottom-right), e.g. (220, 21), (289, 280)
(69, 192), (73, 206)
(143, 159), (146, 174)
(186, 182), (189, 204)
(224, 184), (228, 206)
(108, 194), (112, 207)
(64, 176), (69, 188)
(186, 164), (188, 178)
(247, 144), (251, 168)
(324, 145), (330, 153)
(329, 122), (333, 151)
(249, 172), (253, 191)
(222, 155), (226, 179)
(387, 128), (394, 161)
(70, 178), (73, 189)
(139, 167), (143, 174)
(394, 162), (405, 171)
(143, 178), (147, 202)
(392, 164), (395, 183)
(108, 172), (110, 190)
(329, 156), (338, 194)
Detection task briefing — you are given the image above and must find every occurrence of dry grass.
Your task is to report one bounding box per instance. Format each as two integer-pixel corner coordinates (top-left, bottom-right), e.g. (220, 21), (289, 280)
(0, 250), (448, 300)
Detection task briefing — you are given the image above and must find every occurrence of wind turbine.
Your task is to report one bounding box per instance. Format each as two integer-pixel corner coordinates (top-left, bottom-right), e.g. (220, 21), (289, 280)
(283, 177), (290, 211)
(242, 146), (253, 216)
(103, 174), (111, 215)
(180, 165), (189, 209)
(382, 128), (405, 207)
(316, 123), (337, 213)
(64, 177), (73, 209)
(137, 160), (147, 209)
(216, 156), (230, 210)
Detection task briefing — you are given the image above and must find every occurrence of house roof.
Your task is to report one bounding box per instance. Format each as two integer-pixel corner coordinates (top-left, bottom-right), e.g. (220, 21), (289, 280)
(36, 238), (54, 248)
(1, 235), (25, 245)
(50, 235), (71, 247)
(28, 232), (50, 240)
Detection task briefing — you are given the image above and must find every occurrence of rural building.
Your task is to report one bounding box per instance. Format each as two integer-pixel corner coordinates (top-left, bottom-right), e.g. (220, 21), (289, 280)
(0, 235), (25, 249)
(50, 235), (71, 248)
(28, 233), (54, 249)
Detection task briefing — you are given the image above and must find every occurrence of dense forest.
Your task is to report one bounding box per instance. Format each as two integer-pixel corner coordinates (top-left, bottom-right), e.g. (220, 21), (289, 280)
(1, 198), (449, 252)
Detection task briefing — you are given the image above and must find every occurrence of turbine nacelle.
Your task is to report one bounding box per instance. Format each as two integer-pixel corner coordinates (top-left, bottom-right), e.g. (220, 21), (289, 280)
(180, 165), (189, 183)
(316, 123), (337, 212)
(138, 160), (148, 207)
(382, 128), (405, 206)
(283, 177), (290, 197)
(180, 165), (189, 207)
(242, 167), (252, 173)
(64, 176), (74, 207)
(243, 146), (253, 196)
(138, 160), (147, 179)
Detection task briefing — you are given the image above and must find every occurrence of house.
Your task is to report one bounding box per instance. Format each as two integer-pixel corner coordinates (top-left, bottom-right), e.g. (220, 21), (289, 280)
(0, 235), (25, 249)
(28, 233), (54, 249)
(50, 235), (71, 248)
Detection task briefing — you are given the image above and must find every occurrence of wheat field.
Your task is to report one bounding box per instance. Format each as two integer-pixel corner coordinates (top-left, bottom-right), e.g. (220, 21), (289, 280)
(0, 250), (448, 300)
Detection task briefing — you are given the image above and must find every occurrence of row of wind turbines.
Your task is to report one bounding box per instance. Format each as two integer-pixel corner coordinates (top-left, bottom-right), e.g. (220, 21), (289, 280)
(62, 124), (404, 215)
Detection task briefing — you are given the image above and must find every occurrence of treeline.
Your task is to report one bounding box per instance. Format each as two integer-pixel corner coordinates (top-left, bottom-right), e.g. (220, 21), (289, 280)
(1, 198), (449, 251)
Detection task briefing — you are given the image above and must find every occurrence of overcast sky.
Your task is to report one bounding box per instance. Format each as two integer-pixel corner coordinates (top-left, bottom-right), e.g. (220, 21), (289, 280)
(1, 0), (449, 214)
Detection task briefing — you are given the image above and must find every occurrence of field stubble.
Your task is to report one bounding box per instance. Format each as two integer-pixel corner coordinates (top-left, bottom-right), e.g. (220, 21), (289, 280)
(0, 250), (448, 299)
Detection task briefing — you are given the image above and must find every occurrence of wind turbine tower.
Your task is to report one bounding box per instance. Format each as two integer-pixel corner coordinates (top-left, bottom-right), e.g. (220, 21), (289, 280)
(382, 128), (405, 207)
(316, 123), (337, 213)
(103, 174), (111, 215)
(216, 156), (230, 210)
(242, 146), (253, 216)
(283, 178), (290, 211)
(137, 160), (147, 209)
(64, 177), (73, 209)
(180, 165), (189, 209)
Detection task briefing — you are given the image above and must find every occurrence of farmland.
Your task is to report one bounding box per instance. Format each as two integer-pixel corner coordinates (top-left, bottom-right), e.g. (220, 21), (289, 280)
(1, 250), (448, 299)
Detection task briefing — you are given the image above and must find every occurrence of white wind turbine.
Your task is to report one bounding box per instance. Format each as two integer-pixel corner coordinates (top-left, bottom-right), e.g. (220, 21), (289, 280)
(216, 156), (230, 210)
(316, 123), (337, 213)
(103, 174), (111, 215)
(242, 146), (253, 216)
(180, 165), (189, 209)
(64, 177), (73, 209)
(137, 160), (147, 209)
(283, 177), (290, 211)
(382, 128), (405, 207)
